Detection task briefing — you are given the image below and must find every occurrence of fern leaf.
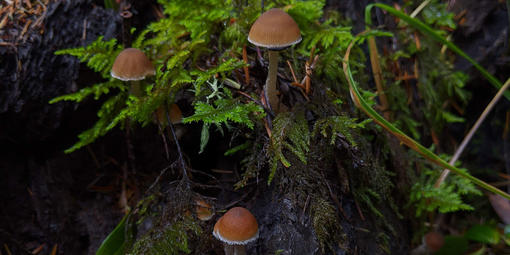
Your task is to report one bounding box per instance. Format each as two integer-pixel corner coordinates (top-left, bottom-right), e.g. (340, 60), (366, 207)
(49, 80), (125, 104)
(55, 36), (121, 78)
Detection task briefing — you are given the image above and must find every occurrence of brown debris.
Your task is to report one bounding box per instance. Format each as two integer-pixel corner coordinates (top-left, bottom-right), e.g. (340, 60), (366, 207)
(0, 0), (48, 46)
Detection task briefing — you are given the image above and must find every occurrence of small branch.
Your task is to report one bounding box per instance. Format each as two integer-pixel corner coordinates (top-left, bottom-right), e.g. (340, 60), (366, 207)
(368, 36), (391, 120)
(146, 165), (171, 193)
(410, 0), (431, 18)
(435, 78), (510, 187)
(165, 102), (189, 183)
(242, 44), (250, 86)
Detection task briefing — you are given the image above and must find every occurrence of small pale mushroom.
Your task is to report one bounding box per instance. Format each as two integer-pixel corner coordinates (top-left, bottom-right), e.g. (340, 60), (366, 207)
(195, 198), (214, 221)
(248, 8), (301, 113)
(213, 207), (258, 255)
(111, 48), (155, 96)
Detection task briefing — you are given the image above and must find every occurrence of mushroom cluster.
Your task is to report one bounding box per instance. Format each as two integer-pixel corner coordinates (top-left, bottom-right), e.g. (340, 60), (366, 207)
(213, 207), (258, 255)
(248, 8), (302, 113)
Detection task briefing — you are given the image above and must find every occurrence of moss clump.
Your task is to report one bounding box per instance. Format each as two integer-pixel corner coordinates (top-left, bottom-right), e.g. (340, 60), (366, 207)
(128, 215), (201, 255)
(311, 197), (343, 253)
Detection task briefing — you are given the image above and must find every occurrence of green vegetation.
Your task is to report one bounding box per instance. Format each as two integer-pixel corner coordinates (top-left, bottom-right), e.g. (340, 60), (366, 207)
(52, 0), (510, 253)
(409, 154), (482, 217)
(128, 216), (201, 255)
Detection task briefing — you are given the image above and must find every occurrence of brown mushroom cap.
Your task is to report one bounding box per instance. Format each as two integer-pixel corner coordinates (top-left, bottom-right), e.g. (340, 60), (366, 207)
(111, 48), (155, 81)
(248, 8), (301, 50)
(195, 199), (214, 221)
(213, 207), (258, 245)
(156, 103), (182, 125)
(424, 232), (444, 252)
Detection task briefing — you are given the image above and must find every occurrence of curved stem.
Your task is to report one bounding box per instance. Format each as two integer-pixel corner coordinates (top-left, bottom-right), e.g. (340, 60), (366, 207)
(266, 50), (280, 113)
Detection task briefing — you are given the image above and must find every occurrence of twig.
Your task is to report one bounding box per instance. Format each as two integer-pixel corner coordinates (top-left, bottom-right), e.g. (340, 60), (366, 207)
(146, 165), (171, 193)
(321, 170), (350, 221)
(354, 198), (365, 221)
(125, 120), (137, 174)
(300, 194), (310, 224)
(287, 60), (298, 83)
(86, 145), (101, 169)
(4, 244), (12, 255)
(81, 18), (87, 41)
(31, 243), (45, 254)
(435, 77), (510, 187)
(189, 168), (219, 182)
(154, 112), (170, 161)
(242, 44), (250, 85)
(165, 102), (189, 182)
(410, 0), (431, 18)
(221, 189), (252, 210)
(368, 36), (390, 120)
(49, 244), (57, 255)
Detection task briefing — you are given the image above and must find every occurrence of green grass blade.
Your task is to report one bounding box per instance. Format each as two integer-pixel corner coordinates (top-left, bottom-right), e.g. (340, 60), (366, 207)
(365, 3), (510, 101)
(96, 213), (129, 255)
(342, 35), (510, 200)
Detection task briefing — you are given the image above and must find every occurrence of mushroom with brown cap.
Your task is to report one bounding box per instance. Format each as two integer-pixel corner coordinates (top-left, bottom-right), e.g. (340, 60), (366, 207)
(248, 8), (301, 113)
(410, 231), (444, 255)
(155, 103), (183, 126)
(111, 47), (155, 96)
(195, 198), (214, 221)
(213, 207), (258, 255)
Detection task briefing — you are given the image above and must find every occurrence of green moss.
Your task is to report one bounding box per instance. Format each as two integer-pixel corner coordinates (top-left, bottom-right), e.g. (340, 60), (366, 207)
(128, 216), (201, 255)
(311, 197), (342, 253)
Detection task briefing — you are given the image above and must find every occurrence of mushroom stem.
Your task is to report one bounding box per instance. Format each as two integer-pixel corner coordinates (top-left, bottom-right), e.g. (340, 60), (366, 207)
(266, 50), (280, 113)
(233, 245), (247, 255)
(224, 244), (246, 255)
(130, 80), (142, 97)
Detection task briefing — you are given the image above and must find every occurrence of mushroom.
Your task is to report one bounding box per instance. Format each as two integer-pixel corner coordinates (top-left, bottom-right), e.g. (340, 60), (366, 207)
(195, 198), (214, 221)
(213, 207), (258, 255)
(410, 231), (444, 255)
(248, 8), (301, 113)
(111, 48), (155, 97)
(156, 103), (182, 126)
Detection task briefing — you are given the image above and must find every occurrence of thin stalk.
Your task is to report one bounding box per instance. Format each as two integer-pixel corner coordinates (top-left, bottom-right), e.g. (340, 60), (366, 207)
(410, 0), (431, 18)
(368, 37), (390, 120)
(165, 102), (188, 182)
(434, 77), (510, 187)
(223, 244), (246, 255)
(266, 50), (280, 113)
(130, 80), (142, 97)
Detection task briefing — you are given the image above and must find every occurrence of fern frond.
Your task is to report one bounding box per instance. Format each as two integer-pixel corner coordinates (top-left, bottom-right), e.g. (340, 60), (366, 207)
(409, 165), (481, 217)
(182, 98), (263, 129)
(312, 115), (370, 146)
(65, 94), (127, 153)
(55, 36), (121, 78)
(49, 80), (125, 104)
